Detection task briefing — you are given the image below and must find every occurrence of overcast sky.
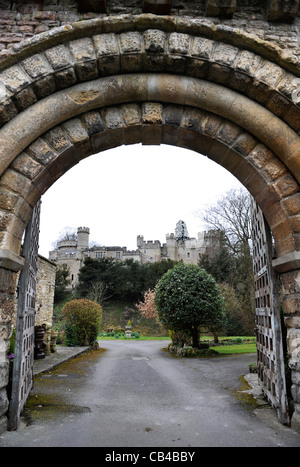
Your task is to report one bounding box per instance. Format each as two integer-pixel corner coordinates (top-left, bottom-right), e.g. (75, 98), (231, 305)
(38, 144), (243, 258)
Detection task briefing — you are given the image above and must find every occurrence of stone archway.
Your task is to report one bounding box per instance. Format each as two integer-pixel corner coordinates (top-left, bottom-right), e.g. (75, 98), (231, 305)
(1, 15), (300, 432)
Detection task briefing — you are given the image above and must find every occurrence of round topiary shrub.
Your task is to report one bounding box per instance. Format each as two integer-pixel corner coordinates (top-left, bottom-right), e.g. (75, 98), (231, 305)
(62, 298), (102, 346)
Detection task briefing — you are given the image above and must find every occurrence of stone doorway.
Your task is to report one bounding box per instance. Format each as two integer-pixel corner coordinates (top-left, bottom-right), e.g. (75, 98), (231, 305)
(0, 15), (300, 432)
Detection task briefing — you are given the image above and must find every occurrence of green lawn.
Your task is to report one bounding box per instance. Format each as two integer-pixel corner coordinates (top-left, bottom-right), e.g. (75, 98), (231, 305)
(212, 343), (257, 354)
(98, 335), (170, 340)
(97, 334), (257, 354)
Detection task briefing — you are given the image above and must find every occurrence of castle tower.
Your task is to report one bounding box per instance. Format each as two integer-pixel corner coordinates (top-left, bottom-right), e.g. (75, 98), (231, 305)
(175, 220), (189, 241)
(77, 226), (90, 251)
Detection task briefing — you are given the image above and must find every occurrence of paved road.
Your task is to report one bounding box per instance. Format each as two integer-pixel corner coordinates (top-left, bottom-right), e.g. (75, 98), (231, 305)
(1, 340), (300, 448)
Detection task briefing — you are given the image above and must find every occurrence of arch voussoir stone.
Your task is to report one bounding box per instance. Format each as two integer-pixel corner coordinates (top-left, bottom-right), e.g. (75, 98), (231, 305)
(1, 99), (298, 262)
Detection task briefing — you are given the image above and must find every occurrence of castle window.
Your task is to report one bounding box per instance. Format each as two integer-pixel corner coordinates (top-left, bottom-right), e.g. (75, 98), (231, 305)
(187, 252), (190, 258)
(96, 251), (105, 258)
(116, 252), (121, 259)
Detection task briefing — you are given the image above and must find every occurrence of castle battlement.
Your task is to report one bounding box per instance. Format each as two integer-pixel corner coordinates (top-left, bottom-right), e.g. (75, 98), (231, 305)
(49, 222), (220, 290)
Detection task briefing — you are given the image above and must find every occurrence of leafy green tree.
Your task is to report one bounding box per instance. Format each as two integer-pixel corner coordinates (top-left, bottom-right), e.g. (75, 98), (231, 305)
(77, 257), (149, 303)
(155, 263), (226, 348)
(145, 259), (178, 289)
(54, 264), (71, 302)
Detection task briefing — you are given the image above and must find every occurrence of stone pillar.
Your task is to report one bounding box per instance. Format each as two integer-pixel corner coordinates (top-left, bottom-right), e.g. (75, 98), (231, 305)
(0, 268), (18, 433)
(275, 264), (300, 426)
(0, 251), (24, 434)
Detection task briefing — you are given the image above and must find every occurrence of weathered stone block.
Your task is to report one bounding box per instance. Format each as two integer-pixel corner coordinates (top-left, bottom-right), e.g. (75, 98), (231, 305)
(81, 111), (105, 136)
(273, 175), (300, 199)
(120, 31), (142, 54)
(0, 187), (19, 212)
(213, 42), (238, 67)
(232, 133), (257, 157)
(248, 144), (274, 170)
(62, 118), (91, 154)
(93, 33), (119, 56)
(13, 86), (37, 110)
(0, 293), (15, 324)
(26, 138), (58, 166)
(235, 50), (262, 76)
(45, 44), (73, 70)
(93, 33), (120, 75)
(169, 32), (190, 55)
(283, 105), (300, 133)
(263, 158), (288, 182)
(215, 121), (241, 146)
(11, 152), (43, 180)
(202, 113), (223, 138)
(0, 269), (17, 294)
(181, 108), (203, 133)
(0, 387), (9, 418)
(144, 29), (166, 54)
(0, 65), (31, 93)
(69, 37), (98, 81)
(122, 103), (141, 126)
(163, 104), (184, 127)
(283, 297), (300, 315)
(43, 127), (72, 154)
(290, 215), (300, 233)
(33, 75), (57, 99)
(191, 36), (214, 60)
(285, 316), (300, 328)
(53, 67), (76, 89)
(0, 168), (31, 196)
(0, 415), (7, 435)
(282, 193), (300, 216)
(266, 0), (299, 22)
(291, 383), (300, 402)
(22, 53), (52, 79)
(102, 106), (125, 129)
(0, 99), (18, 127)
(230, 71), (252, 94)
(205, 0), (236, 18)
(142, 102), (163, 124)
(266, 92), (290, 117)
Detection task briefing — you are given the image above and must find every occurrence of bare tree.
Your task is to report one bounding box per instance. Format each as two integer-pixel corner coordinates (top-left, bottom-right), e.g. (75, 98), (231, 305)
(197, 187), (255, 334)
(51, 227), (77, 249)
(198, 187), (251, 254)
(87, 280), (111, 306)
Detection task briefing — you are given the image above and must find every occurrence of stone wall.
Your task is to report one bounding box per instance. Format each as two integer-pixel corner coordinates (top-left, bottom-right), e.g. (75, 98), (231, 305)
(35, 255), (56, 327)
(1, 1), (300, 62)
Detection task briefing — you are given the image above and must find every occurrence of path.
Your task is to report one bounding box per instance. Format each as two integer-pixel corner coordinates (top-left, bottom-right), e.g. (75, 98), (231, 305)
(0, 340), (300, 447)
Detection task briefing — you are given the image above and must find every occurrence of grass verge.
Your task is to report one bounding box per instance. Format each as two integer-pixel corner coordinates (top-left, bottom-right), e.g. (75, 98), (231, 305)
(212, 343), (256, 354)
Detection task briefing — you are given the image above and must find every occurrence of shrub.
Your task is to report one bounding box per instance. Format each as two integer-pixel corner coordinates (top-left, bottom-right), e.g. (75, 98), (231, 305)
(62, 298), (102, 346)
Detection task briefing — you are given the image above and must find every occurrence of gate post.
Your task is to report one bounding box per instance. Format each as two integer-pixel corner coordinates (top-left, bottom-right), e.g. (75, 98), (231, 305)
(273, 266), (300, 426)
(0, 254), (24, 434)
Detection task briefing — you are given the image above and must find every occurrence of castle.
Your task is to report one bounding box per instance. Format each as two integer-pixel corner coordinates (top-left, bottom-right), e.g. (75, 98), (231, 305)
(49, 221), (220, 290)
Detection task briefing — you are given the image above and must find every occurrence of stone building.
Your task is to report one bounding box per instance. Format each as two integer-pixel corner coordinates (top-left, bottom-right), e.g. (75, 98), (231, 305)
(35, 255), (56, 328)
(49, 226), (140, 290)
(137, 220), (220, 264)
(49, 221), (220, 289)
